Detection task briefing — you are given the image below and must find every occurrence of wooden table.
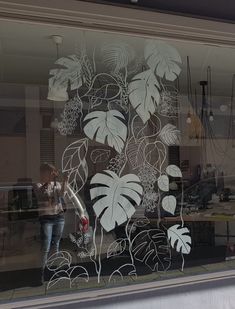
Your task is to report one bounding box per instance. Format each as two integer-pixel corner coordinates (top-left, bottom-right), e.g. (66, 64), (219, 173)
(162, 201), (235, 242)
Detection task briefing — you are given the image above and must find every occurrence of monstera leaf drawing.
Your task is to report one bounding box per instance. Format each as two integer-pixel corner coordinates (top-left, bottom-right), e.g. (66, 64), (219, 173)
(102, 42), (135, 73)
(90, 170), (143, 232)
(62, 139), (88, 194)
(131, 229), (171, 272)
(144, 40), (182, 81)
(48, 55), (82, 101)
(128, 69), (160, 123)
(167, 224), (192, 254)
(83, 110), (127, 153)
(159, 124), (180, 146)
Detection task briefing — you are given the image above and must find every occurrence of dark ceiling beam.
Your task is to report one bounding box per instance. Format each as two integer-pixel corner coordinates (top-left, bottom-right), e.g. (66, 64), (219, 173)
(82, 0), (235, 23)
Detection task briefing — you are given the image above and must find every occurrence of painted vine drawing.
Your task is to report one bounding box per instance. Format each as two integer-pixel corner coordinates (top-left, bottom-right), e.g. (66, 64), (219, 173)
(46, 39), (192, 288)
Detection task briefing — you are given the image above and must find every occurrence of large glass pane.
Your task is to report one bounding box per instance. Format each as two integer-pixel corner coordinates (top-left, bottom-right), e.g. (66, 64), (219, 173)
(0, 19), (235, 301)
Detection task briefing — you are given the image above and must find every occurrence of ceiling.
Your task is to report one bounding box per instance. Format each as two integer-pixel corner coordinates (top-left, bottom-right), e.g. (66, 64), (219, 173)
(0, 19), (234, 101)
(83, 0), (235, 23)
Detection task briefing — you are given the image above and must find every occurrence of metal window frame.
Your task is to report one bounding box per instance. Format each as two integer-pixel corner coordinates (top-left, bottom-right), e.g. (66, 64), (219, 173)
(0, 0), (235, 306)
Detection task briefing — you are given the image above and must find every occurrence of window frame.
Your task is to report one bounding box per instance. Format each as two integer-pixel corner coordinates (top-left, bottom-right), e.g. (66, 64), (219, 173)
(0, 0), (235, 305)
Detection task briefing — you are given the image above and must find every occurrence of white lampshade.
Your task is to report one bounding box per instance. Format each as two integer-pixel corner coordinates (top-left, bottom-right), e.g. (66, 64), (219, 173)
(47, 87), (68, 101)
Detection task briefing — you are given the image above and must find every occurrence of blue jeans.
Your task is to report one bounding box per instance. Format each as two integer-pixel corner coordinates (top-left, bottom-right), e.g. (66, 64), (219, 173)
(40, 216), (65, 269)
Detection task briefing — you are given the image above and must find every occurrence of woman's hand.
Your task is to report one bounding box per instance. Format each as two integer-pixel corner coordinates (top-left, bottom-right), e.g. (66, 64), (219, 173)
(50, 170), (59, 181)
(80, 215), (89, 233)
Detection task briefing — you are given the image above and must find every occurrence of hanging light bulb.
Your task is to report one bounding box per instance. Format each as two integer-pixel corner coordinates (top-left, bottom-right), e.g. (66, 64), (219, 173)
(220, 104), (228, 112)
(186, 111), (192, 124)
(50, 118), (59, 129)
(209, 110), (214, 122)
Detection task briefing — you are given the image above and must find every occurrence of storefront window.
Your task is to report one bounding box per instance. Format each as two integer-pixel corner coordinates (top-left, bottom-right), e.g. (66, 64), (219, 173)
(1, 19), (235, 301)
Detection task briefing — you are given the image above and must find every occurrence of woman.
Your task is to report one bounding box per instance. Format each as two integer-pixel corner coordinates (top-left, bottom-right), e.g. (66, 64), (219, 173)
(34, 163), (68, 280)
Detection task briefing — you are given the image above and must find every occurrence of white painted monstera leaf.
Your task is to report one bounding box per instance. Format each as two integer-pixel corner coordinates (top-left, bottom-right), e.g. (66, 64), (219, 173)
(128, 69), (160, 123)
(90, 170), (143, 232)
(144, 40), (182, 81)
(48, 55), (82, 101)
(83, 110), (127, 153)
(167, 224), (191, 254)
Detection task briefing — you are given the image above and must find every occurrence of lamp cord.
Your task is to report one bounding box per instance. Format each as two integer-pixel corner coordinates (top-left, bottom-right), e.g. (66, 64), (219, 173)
(56, 43), (59, 60)
(186, 56), (193, 108)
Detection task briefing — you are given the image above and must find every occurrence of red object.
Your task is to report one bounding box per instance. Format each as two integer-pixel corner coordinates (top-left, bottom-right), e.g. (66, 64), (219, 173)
(81, 216), (89, 233)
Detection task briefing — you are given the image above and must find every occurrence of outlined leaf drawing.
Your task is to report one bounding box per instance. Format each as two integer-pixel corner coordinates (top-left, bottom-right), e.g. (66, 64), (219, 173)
(88, 84), (121, 108)
(47, 265), (89, 290)
(46, 251), (72, 272)
(159, 124), (180, 146)
(132, 217), (150, 228)
(81, 53), (94, 88)
(107, 238), (127, 258)
(47, 270), (71, 290)
(131, 229), (171, 272)
(90, 149), (111, 163)
(128, 69), (160, 123)
(48, 55), (82, 101)
(126, 137), (147, 169)
(129, 217), (151, 234)
(162, 195), (176, 215)
(166, 165), (182, 178)
(102, 42), (135, 73)
(108, 264), (137, 283)
(157, 175), (169, 192)
(62, 139), (88, 194)
(68, 266), (89, 285)
(90, 170), (143, 232)
(83, 110), (127, 153)
(144, 40), (182, 81)
(167, 224), (192, 254)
